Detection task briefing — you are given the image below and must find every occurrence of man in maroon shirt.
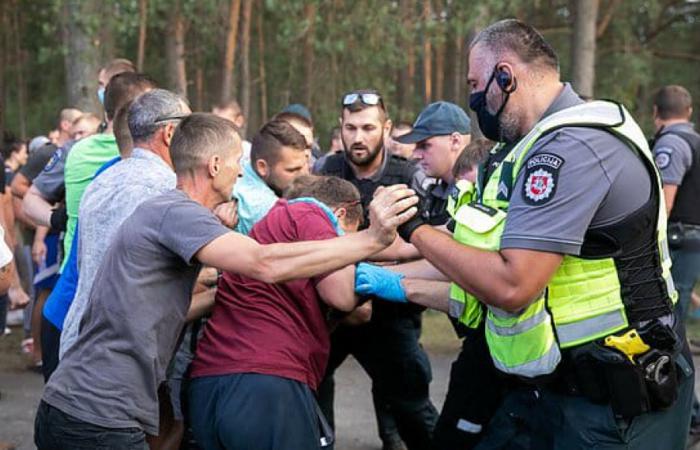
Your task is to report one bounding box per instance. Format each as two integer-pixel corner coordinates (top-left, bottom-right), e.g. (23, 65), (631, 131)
(189, 175), (364, 450)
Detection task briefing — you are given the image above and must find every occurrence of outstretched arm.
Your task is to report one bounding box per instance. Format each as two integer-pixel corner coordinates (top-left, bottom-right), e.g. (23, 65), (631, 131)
(196, 185), (418, 283)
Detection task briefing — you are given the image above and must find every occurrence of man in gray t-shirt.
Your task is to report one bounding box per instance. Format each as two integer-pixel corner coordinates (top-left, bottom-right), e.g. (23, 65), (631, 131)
(34, 113), (418, 449)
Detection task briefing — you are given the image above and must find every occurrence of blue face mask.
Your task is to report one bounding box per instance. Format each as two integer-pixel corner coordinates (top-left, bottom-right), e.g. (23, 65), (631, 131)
(97, 87), (105, 105)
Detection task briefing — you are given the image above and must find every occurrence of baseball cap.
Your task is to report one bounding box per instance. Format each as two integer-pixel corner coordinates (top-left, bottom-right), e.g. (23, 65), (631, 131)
(29, 136), (51, 153)
(281, 103), (313, 123)
(397, 101), (471, 144)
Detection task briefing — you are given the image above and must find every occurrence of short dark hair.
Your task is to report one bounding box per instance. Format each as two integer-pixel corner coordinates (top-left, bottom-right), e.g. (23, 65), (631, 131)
(284, 175), (363, 225)
(1, 134), (24, 160)
(654, 85), (693, 120)
(170, 113), (240, 175)
(273, 111), (313, 130)
(453, 138), (493, 178)
(471, 19), (559, 72)
(251, 119), (307, 166)
(104, 72), (157, 121)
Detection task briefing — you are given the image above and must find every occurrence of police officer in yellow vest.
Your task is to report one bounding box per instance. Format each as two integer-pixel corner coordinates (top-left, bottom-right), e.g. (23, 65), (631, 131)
(367, 19), (693, 449)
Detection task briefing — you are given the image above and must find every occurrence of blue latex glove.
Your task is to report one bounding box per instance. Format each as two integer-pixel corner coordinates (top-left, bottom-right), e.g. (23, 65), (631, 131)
(355, 263), (407, 303)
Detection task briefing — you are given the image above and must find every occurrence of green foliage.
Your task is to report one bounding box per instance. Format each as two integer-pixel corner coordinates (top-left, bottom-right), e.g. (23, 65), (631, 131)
(1, 0), (698, 142)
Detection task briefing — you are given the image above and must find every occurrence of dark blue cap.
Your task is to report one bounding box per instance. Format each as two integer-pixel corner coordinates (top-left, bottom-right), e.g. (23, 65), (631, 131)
(281, 103), (313, 123)
(397, 101), (471, 144)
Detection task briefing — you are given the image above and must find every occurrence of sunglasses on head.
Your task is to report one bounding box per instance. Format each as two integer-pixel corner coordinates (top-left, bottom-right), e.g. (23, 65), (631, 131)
(154, 114), (189, 125)
(342, 92), (383, 108)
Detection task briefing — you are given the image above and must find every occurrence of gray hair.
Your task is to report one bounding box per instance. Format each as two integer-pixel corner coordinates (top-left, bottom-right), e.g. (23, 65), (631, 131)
(127, 89), (188, 143)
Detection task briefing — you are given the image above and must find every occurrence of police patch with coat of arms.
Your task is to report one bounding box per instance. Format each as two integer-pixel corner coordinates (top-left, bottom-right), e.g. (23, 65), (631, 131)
(522, 153), (564, 205)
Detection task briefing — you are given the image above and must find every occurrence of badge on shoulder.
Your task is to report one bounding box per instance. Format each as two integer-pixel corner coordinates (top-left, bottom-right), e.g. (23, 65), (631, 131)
(522, 153), (564, 205)
(654, 149), (672, 170)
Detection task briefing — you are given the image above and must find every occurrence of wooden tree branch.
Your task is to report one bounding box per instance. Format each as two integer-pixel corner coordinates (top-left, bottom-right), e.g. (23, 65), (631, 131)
(596, 0), (622, 38)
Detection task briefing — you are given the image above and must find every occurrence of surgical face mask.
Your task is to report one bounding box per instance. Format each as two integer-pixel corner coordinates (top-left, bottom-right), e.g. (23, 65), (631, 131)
(468, 67), (513, 142)
(97, 87), (105, 105)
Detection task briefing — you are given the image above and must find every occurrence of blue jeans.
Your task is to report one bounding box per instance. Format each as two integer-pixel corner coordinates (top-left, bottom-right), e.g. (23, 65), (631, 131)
(34, 401), (147, 450)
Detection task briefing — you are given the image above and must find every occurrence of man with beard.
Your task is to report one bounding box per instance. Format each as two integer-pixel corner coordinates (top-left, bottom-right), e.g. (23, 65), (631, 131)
(389, 19), (691, 449)
(317, 89), (437, 450)
(234, 119), (309, 235)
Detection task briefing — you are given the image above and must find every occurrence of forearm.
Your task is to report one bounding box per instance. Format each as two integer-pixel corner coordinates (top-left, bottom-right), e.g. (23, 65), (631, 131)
(34, 225), (49, 244)
(186, 288), (216, 322)
(411, 226), (555, 312)
(402, 278), (451, 313)
(23, 187), (53, 227)
(369, 236), (421, 262)
(252, 230), (386, 283)
(388, 258), (448, 281)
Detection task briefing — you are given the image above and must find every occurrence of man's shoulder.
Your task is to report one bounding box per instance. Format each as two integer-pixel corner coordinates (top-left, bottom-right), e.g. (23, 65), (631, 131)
(317, 152), (347, 175)
(383, 154), (418, 182)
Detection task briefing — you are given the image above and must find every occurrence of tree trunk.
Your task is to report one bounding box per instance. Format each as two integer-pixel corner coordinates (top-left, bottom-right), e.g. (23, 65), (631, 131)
(137, 0), (148, 71)
(452, 33), (463, 104)
(301, 1), (316, 108)
(433, 0), (445, 101)
(60, 0), (101, 113)
(221, 0), (242, 102)
(165, 0), (187, 98)
(398, 0), (415, 118)
(11, 0), (26, 139)
(256, 9), (268, 123)
(239, 0), (253, 135)
(0, 3), (6, 138)
(422, 0), (432, 104)
(570, 0), (599, 99)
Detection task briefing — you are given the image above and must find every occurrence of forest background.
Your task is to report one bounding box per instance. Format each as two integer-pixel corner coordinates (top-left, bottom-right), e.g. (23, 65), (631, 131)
(0, 0), (698, 145)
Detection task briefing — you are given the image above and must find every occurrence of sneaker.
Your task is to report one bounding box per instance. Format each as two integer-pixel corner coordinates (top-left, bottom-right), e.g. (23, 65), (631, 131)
(2, 327), (10, 336)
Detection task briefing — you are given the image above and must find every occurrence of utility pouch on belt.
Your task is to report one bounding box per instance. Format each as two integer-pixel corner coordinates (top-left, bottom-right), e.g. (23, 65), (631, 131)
(667, 222), (684, 249)
(567, 321), (680, 418)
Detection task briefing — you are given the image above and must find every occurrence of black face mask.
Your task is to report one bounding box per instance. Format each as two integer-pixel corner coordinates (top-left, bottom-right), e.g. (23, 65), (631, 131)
(469, 67), (514, 142)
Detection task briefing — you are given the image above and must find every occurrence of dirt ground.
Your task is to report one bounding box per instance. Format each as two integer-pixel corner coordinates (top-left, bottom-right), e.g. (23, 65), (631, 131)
(0, 312), (458, 450)
(1, 312), (699, 450)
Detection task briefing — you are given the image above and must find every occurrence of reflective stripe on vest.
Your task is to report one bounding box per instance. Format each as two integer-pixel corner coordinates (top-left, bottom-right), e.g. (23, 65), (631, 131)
(456, 100), (675, 378)
(485, 301), (561, 377)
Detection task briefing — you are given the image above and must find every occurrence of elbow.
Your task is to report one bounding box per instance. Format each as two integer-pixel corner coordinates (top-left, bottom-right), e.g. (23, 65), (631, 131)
(489, 285), (534, 313)
(250, 249), (282, 284)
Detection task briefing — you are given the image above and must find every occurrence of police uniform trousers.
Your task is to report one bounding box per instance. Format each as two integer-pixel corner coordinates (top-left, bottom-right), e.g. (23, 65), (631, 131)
(318, 309), (438, 450)
(473, 342), (694, 450)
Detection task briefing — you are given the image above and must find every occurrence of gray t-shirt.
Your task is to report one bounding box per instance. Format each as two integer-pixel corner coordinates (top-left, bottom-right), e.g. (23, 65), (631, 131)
(653, 122), (695, 186)
(33, 140), (76, 203)
(500, 83), (651, 255)
(42, 189), (230, 435)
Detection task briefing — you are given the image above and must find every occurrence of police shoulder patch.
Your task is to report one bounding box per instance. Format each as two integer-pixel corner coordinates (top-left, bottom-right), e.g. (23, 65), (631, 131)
(522, 153), (563, 205)
(43, 148), (63, 172)
(654, 148), (672, 170)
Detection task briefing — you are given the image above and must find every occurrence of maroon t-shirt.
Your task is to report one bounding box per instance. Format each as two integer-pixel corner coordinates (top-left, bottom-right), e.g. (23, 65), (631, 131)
(190, 199), (339, 390)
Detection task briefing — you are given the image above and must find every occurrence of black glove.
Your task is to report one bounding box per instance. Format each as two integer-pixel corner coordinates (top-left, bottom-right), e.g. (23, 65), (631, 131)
(49, 206), (68, 232)
(397, 213), (427, 243)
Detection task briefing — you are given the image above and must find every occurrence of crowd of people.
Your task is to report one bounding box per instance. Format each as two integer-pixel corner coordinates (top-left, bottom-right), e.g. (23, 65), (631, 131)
(0, 17), (699, 450)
